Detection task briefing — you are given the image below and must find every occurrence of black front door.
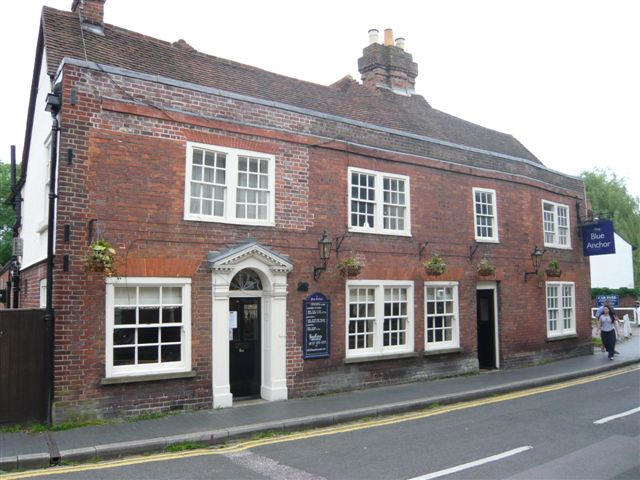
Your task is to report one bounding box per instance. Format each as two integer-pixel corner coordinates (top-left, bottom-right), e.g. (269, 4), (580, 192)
(476, 289), (496, 369)
(229, 297), (261, 398)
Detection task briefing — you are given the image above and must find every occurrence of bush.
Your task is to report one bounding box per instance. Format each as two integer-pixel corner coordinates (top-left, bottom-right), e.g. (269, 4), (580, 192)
(591, 287), (640, 299)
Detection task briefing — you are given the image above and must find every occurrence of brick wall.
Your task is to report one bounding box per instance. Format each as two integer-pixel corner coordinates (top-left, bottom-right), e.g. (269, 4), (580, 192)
(44, 63), (591, 419)
(19, 260), (47, 308)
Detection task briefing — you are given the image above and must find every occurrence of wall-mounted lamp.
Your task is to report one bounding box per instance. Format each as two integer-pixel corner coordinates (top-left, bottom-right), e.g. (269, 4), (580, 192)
(45, 92), (61, 115)
(313, 230), (332, 281)
(523, 246), (545, 282)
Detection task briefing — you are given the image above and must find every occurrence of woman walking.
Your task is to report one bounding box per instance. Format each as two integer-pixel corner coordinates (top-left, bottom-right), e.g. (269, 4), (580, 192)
(597, 305), (618, 360)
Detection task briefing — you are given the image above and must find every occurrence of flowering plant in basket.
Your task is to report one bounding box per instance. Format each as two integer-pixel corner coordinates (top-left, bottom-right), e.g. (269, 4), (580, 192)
(335, 257), (363, 278)
(423, 253), (446, 276)
(85, 239), (118, 277)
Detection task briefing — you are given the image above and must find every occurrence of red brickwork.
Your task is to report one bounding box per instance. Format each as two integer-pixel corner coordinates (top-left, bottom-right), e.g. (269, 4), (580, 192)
(19, 261), (47, 309)
(71, 0), (105, 26)
(42, 63), (592, 419)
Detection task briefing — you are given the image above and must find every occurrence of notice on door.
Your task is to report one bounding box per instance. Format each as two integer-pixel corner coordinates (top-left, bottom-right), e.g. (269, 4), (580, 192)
(229, 311), (237, 340)
(228, 311), (238, 329)
(303, 292), (330, 359)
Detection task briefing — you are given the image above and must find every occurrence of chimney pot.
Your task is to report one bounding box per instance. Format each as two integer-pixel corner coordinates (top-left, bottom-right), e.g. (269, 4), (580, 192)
(384, 28), (393, 46)
(395, 37), (405, 50)
(368, 29), (379, 45)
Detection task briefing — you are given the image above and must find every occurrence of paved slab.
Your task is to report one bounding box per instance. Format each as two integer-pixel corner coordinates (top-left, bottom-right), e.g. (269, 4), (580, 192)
(0, 432), (48, 457)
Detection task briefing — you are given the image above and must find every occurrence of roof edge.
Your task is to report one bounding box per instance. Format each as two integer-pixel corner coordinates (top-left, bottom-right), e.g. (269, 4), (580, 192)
(12, 23), (45, 202)
(56, 57), (563, 173)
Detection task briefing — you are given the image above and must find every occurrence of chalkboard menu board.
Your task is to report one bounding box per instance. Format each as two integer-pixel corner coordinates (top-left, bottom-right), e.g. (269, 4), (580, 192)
(303, 292), (330, 359)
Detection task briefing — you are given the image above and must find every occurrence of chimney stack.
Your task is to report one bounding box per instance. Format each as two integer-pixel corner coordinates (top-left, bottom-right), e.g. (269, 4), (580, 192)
(71, 0), (106, 30)
(358, 29), (418, 95)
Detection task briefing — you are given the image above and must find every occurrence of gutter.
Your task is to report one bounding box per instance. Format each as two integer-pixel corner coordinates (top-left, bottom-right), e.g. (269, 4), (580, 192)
(10, 145), (21, 308)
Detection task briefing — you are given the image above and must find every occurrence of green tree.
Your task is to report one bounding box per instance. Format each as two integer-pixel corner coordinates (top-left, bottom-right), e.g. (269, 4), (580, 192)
(581, 169), (640, 287)
(0, 162), (17, 266)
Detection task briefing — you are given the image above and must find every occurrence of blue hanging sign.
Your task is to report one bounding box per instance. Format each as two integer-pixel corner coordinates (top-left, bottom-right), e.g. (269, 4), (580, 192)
(303, 293), (330, 359)
(582, 220), (616, 256)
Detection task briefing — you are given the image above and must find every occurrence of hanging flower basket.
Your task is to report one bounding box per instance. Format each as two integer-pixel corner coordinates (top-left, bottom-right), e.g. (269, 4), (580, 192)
(545, 260), (562, 277)
(423, 253), (446, 276)
(476, 257), (496, 276)
(84, 239), (118, 277)
(335, 257), (363, 278)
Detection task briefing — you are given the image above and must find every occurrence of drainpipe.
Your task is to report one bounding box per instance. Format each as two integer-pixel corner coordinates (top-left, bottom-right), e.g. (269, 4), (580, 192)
(44, 84), (61, 424)
(10, 145), (21, 308)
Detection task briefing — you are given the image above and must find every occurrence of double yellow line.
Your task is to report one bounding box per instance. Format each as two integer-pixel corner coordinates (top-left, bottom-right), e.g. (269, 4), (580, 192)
(4, 365), (638, 479)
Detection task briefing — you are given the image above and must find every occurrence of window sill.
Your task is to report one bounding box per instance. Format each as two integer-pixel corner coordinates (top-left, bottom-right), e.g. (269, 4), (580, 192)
(347, 228), (412, 238)
(543, 244), (572, 251)
(474, 238), (499, 244)
(546, 333), (578, 342)
(424, 347), (463, 356)
(101, 369), (196, 385)
(184, 214), (275, 228)
(344, 351), (418, 364)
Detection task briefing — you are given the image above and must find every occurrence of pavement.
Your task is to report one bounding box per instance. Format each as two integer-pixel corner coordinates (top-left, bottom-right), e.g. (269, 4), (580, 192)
(1, 328), (639, 473)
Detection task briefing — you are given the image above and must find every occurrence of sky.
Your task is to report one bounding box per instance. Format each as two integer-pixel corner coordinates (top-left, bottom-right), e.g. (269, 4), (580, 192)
(1, 0), (639, 200)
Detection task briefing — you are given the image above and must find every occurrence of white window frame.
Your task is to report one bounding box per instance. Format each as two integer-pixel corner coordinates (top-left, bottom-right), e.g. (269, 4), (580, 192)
(347, 167), (411, 237)
(184, 142), (276, 226)
(424, 281), (460, 351)
(472, 187), (499, 243)
(542, 200), (571, 249)
(39, 278), (47, 309)
(105, 277), (192, 378)
(345, 280), (414, 358)
(37, 134), (52, 234)
(545, 281), (576, 337)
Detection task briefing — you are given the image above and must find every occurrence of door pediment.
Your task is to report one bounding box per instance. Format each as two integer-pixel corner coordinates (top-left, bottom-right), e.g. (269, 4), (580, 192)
(207, 240), (293, 274)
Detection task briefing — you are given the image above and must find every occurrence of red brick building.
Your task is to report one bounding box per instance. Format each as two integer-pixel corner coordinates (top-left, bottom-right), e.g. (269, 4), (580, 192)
(15, 0), (591, 421)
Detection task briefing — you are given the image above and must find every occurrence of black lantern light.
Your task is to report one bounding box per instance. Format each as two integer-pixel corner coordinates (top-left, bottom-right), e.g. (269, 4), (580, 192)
(313, 230), (332, 281)
(524, 246), (545, 282)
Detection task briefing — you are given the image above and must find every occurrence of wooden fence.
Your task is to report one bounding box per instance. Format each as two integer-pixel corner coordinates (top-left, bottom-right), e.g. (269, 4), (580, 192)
(0, 309), (47, 424)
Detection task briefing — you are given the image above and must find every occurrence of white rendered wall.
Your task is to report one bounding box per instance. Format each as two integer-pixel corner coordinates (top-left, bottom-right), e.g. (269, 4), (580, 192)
(20, 49), (59, 269)
(590, 233), (635, 288)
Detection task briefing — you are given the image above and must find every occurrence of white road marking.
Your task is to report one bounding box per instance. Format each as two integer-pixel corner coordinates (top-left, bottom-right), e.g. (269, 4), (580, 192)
(224, 450), (327, 480)
(594, 406), (640, 424)
(408, 446), (533, 480)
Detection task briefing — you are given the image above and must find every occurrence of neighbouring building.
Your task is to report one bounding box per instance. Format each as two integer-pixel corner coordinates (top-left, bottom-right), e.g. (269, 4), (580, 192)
(0, 263), (10, 309)
(12, 0), (592, 420)
(590, 232), (635, 289)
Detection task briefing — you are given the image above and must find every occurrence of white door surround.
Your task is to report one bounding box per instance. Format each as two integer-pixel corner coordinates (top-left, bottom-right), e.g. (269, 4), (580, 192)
(208, 241), (293, 408)
(476, 281), (500, 369)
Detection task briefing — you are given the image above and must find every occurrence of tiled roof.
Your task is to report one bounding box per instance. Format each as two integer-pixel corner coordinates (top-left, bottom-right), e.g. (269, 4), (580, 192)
(42, 6), (541, 164)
